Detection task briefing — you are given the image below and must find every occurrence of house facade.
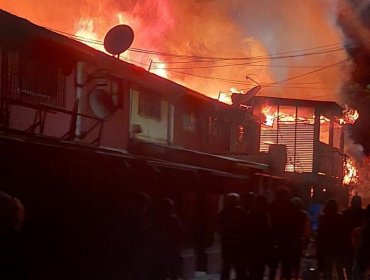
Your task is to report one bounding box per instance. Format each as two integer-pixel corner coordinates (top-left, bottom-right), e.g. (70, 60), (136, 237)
(0, 10), (269, 279)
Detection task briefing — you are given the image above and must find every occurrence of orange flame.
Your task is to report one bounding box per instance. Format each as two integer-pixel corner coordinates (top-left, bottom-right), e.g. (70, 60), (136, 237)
(319, 115), (330, 124)
(343, 158), (359, 185)
(260, 105), (316, 126)
(340, 105), (359, 125)
(2, 0), (350, 101)
(261, 106), (277, 126)
(150, 58), (168, 78)
(75, 18), (104, 52)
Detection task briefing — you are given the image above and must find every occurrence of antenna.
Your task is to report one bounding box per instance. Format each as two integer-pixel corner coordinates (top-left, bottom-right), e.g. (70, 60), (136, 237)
(231, 85), (261, 108)
(104, 25), (134, 57)
(231, 74), (261, 108)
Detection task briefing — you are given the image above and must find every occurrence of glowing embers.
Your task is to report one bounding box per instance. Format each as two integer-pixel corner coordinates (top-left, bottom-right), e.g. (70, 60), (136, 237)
(340, 105), (359, 125)
(343, 158), (359, 185)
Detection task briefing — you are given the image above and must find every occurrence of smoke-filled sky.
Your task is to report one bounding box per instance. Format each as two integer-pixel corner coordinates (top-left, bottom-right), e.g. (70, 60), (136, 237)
(0, 0), (354, 103)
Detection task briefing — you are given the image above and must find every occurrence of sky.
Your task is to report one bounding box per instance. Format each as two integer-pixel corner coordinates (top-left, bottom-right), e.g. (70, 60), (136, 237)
(0, 0), (353, 104)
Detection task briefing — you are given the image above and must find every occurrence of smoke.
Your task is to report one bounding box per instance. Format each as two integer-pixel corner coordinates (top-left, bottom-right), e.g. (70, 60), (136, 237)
(344, 127), (365, 161)
(0, 0), (350, 102)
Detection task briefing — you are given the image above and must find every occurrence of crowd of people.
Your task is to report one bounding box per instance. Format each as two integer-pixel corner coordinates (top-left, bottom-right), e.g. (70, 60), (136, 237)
(1, 187), (370, 280)
(217, 188), (370, 280)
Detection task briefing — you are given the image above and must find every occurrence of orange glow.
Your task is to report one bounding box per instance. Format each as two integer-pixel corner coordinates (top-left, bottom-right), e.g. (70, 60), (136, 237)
(340, 105), (359, 125)
(261, 106), (277, 126)
(150, 59), (168, 79)
(218, 92), (232, 104)
(259, 105), (315, 173)
(1, 0), (349, 101)
(319, 115), (330, 124)
(343, 158), (359, 185)
(230, 87), (244, 94)
(260, 105), (316, 126)
(75, 18), (104, 52)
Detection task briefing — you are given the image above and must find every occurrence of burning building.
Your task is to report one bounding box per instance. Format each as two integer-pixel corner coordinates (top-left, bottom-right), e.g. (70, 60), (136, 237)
(0, 3), (366, 277)
(0, 9), (269, 279)
(241, 96), (349, 204)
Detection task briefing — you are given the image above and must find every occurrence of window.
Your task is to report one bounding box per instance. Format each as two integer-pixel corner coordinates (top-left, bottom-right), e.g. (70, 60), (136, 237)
(333, 122), (341, 149)
(257, 105), (314, 173)
(7, 51), (64, 106)
(138, 90), (161, 120)
(319, 115), (330, 144)
(183, 112), (197, 132)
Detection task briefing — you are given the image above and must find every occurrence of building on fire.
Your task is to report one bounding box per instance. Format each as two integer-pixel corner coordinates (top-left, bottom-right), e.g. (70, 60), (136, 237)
(0, 9), (350, 279)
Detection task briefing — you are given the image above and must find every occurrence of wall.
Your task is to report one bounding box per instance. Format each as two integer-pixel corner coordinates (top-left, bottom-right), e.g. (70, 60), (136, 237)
(1, 47), (77, 139)
(129, 89), (170, 144)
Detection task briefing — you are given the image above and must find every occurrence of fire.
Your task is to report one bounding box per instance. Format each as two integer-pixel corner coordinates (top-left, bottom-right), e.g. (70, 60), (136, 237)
(75, 18), (104, 52)
(218, 92), (232, 104)
(319, 115), (330, 124)
(218, 87), (245, 105)
(260, 105), (317, 126)
(343, 158), (359, 185)
(230, 87), (244, 94)
(150, 59), (168, 79)
(2, 0), (350, 101)
(261, 106), (277, 126)
(340, 105), (359, 125)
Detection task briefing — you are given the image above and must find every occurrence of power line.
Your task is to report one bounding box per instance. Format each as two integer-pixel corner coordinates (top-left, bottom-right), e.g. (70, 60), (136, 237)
(47, 26), (350, 94)
(48, 27), (349, 64)
(265, 59), (350, 85)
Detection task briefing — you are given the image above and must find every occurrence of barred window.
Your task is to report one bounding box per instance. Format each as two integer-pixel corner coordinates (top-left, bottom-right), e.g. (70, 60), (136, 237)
(7, 50), (65, 106)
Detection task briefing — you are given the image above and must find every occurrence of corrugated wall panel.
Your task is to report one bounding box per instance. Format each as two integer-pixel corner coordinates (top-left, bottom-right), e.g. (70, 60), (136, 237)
(260, 119), (314, 173)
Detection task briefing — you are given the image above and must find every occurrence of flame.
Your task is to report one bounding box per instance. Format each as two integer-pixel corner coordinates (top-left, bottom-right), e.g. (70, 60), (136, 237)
(2, 0), (349, 101)
(319, 115), (330, 124)
(217, 87), (245, 104)
(150, 59), (168, 79)
(260, 105), (316, 126)
(218, 92), (232, 104)
(261, 106), (277, 127)
(75, 18), (105, 52)
(230, 87), (244, 94)
(343, 158), (359, 185)
(340, 105), (359, 125)
(279, 113), (296, 123)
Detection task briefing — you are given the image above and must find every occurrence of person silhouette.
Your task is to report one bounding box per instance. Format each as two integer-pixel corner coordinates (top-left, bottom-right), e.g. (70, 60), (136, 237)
(269, 187), (302, 280)
(0, 191), (25, 280)
(317, 199), (347, 280)
(218, 193), (246, 280)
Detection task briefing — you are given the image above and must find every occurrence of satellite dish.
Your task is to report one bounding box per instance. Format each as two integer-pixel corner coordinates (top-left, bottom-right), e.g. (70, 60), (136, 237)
(89, 89), (116, 120)
(231, 85), (261, 108)
(103, 25), (134, 56)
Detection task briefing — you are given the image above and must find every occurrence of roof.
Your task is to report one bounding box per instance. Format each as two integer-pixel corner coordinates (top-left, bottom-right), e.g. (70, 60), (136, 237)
(128, 138), (268, 175)
(0, 9), (228, 109)
(249, 96), (344, 116)
(0, 129), (263, 192)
